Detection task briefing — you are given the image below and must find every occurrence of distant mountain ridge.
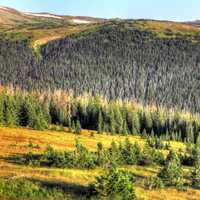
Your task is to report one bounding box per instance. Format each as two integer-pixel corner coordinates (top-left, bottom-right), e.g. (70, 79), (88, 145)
(185, 20), (200, 27)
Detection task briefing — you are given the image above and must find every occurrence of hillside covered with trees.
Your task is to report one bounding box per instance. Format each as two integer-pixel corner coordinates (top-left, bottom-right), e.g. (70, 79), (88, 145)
(1, 18), (200, 112)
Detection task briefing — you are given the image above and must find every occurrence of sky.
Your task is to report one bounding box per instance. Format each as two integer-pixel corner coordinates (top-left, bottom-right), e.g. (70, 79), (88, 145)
(0, 0), (199, 21)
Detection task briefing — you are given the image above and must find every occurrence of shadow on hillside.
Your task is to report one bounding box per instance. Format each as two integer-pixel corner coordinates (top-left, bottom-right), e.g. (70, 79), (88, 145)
(27, 177), (96, 199)
(1, 154), (33, 165)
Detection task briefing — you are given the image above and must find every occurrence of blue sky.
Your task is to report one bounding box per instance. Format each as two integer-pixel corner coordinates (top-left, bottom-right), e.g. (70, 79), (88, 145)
(0, 0), (199, 21)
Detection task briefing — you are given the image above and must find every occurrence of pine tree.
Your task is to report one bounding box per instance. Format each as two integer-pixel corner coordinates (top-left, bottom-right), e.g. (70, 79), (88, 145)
(151, 129), (155, 138)
(0, 94), (4, 125)
(97, 142), (107, 166)
(4, 95), (17, 127)
(114, 107), (123, 134)
(186, 122), (194, 143)
(95, 167), (136, 200)
(131, 111), (140, 135)
(109, 141), (122, 166)
(75, 120), (82, 135)
(122, 120), (128, 135)
(142, 129), (148, 139)
(109, 109), (116, 135)
(97, 110), (103, 134)
(143, 112), (153, 133)
(25, 96), (48, 130)
(158, 150), (183, 187)
(192, 135), (200, 188)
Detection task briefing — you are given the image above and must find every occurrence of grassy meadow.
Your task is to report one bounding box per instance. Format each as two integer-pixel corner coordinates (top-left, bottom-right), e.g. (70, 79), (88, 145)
(0, 126), (198, 199)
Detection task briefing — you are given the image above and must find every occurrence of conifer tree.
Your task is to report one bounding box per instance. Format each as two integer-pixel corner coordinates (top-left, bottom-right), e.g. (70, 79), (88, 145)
(97, 110), (103, 134)
(75, 120), (82, 135)
(114, 107), (123, 134)
(95, 167), (136, 200)
(131, 111), (140, 135)
(122, 119), (128, 135)
(158, 150), (183, 187)
(97, 142), (108, 166)
(109, 141), (122, 166)
(143, 112), (153, 133)
(109, 109), (116, 135)
(0, 94), (4, 125)
(4, 95), (17, 126)
(192, 135), (200, 188)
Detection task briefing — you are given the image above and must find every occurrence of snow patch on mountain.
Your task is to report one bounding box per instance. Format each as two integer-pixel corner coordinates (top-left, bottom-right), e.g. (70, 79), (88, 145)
(72, 19), (91, 24)
(25, 13), (62, 19)
(0, 6), (9, 11)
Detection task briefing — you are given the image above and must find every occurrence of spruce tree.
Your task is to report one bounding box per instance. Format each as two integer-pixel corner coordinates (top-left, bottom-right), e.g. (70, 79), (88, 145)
(97, 142), (108, 166)
(95, 167), (136, 200)
(97, 110), (103, 134)
(109, 109), (116, 135)
(158, 150), (183, 187)
(4, 95), (17, 127)
(131, 111), (140, 135)
(122, 119), (128, 135)
(0, 94), (4, 125)
(143, 112), (153, 133)
(192, 135), (200, 188)
(114, 107), (123, 134)
(75, 120), (82, 135)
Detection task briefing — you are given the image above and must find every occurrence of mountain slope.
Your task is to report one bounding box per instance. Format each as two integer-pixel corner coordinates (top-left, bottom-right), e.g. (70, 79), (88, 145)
(1, 7), (200, 112)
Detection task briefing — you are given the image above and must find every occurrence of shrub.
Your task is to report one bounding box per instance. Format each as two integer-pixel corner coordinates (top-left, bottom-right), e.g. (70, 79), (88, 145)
(120, 139), (142, 165)
(145, 176), (164, 190)
(75, 139), (96, 169)
(158, 150), (184, 187)
(0, 178), (66, 199)
(43, 146), (75, 168)
(94, 168), (136, 200)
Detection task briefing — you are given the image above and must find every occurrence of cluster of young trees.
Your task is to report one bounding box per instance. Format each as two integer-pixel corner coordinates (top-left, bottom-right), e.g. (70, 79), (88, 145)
(1, 87), (200, 143)
(20, 138), (165, 169)
(17, 135), (200, 196)
(146, 136), (200, 190)
(1, 22), (200, 113)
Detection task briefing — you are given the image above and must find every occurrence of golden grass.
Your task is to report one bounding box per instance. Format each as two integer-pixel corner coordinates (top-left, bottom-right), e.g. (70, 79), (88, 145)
(0, 126), (198, 200)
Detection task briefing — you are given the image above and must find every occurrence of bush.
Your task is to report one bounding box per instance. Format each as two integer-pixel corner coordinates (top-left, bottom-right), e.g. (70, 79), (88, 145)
(158, 150), (184, 187)
(75, 139), (96, 169)
(140, 143), (165, 166)
(145, 176), (164, 190)
(43, 146), (75, 168)
(0, 178), (66, 199)
(94, 168), (136, 200)
(120, 139), (143, 165)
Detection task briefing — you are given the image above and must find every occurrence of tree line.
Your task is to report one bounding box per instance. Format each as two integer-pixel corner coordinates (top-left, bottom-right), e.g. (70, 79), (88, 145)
(0, 87), (200, 143)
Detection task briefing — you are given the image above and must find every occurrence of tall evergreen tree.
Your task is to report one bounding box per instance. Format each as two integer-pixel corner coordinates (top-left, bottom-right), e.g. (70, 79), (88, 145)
(143, 112), (153, 133)
(97, 110), (103, 134)
(131, 111), (140, 135)
(114, 107), (123, 134)
(122, 120), (128, 135)
(0, 94), (4, 125)
(75, 120), (82, 135)
(4, 95), (17, 126)
(109, 109), (116, 135)
(192, 135), (200, 188)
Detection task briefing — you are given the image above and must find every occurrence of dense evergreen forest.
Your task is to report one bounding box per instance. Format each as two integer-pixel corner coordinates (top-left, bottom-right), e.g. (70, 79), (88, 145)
(1, 22), (200, 112)
(0, 87), (199, 143)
